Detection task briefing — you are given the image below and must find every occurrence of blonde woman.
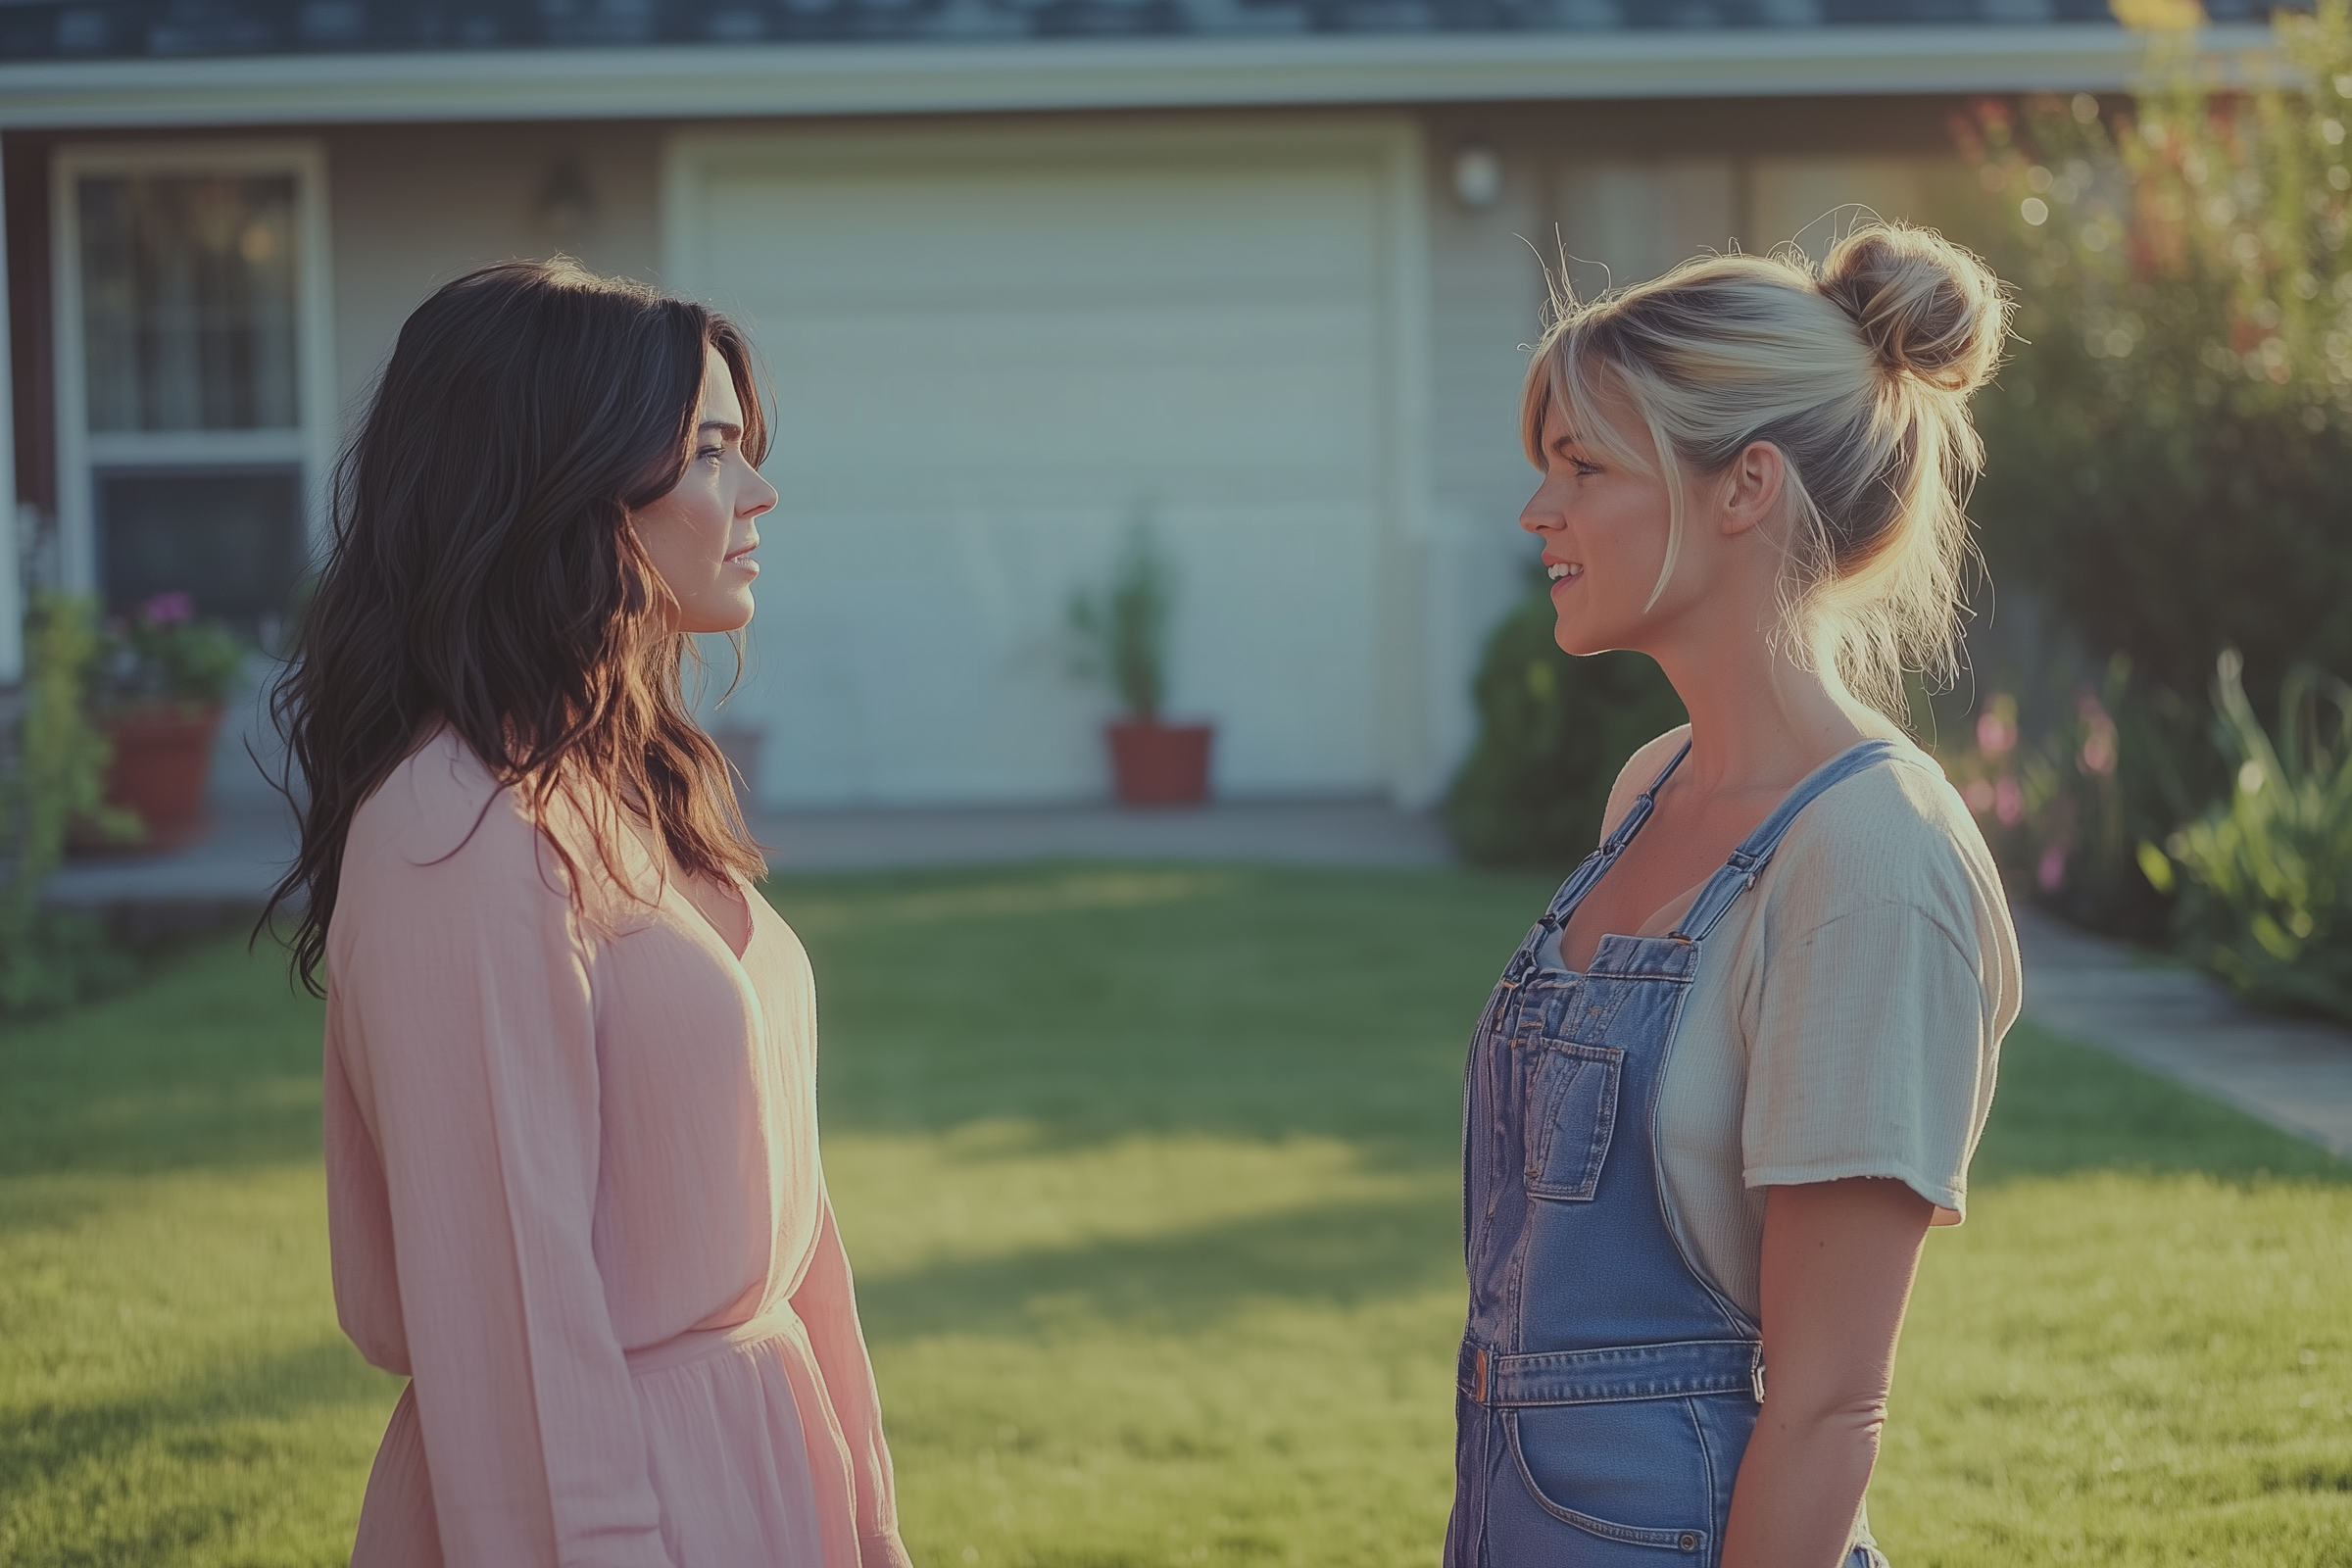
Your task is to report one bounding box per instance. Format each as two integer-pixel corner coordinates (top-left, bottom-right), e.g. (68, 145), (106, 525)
(1447, 225), (2018, 1568)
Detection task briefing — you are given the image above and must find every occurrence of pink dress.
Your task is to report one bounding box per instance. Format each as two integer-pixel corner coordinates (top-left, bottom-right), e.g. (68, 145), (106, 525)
(323, 730), (909, 1568)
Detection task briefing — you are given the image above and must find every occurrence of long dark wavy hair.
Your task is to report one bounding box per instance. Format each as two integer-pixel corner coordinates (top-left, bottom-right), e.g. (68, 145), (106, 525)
(263, 259), (771, 995)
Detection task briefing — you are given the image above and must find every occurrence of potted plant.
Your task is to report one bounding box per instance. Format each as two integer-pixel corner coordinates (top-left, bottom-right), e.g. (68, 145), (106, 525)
(1067, 519), (1212, 807)
(74, 591), (248, 853)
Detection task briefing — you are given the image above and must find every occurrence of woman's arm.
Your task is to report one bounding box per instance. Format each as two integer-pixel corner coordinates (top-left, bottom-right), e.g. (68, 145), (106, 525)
(333, 798), (673, 1568)
(791, 1191), (913, 1568)
(1721, 1177), (1934, 1568)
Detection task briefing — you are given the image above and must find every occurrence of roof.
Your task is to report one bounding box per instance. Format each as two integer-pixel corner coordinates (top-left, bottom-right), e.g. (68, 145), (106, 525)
(0, 0), (2277, 60)
(0, 1), (2288, 127)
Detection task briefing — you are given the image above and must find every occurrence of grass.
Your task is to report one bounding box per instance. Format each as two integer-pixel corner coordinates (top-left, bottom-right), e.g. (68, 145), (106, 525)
(0, 863), (2347, 1566)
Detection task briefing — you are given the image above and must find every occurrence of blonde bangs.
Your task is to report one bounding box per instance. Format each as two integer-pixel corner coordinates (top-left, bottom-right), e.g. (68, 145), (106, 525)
(1526, 305), (1690, 613)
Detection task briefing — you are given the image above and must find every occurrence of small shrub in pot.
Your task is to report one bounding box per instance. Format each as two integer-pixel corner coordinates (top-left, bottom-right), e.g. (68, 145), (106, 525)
(1067, 521), (1211, 806)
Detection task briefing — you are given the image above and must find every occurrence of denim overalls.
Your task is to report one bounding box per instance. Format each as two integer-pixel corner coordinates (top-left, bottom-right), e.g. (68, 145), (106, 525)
(1447, 738), (1899, 1568)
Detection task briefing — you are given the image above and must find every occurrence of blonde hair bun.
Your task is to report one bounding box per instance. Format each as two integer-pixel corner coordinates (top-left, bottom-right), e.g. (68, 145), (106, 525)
(1818, 223), (2006, 395)
(1519, 220), (2016, 724)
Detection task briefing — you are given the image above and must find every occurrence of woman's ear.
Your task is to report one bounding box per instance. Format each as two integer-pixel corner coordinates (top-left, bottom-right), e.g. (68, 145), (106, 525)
(1719, 440), (1787, 538)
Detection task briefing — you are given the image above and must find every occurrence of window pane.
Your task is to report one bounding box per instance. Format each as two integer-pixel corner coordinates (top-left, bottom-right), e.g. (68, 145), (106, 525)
(97, 466), (304, 633)
(78, 173), (300, 433)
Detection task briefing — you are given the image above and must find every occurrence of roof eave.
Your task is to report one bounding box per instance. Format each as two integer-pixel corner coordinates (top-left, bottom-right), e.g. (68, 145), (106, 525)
(0, 24), (2288, 130)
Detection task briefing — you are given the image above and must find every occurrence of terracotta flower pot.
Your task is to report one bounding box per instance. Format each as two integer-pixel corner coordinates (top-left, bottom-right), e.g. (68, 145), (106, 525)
(1106, 718), (1213, 808)
(75, 702), (224, 854)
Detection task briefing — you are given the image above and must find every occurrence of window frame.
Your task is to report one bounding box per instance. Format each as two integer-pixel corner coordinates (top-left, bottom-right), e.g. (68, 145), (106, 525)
(48, 138), (335, 603)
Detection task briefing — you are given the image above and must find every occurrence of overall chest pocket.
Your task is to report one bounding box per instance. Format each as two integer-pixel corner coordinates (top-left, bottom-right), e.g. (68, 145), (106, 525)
(1523, 1038), (1625, 1201)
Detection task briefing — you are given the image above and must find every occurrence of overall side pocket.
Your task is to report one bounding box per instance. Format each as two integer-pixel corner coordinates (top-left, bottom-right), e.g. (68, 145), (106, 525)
(1523, 1038), (1624, 1201)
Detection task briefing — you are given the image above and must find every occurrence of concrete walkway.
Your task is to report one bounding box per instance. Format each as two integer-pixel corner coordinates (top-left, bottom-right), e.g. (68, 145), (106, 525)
(42, 792), (1454, 910)
(2014, 902), (2352, 1160)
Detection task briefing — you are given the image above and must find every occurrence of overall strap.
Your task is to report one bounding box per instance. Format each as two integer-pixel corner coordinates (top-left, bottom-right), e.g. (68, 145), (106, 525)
(1670, 737), (1903, 944)
(1606, 737), (1692, 855)
(1545, 738), (1692, 921)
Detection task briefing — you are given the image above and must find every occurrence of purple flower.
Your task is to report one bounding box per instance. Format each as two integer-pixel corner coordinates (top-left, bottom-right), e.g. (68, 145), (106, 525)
(2037, 842), (2070, 893)
(140, 591), (195, 625)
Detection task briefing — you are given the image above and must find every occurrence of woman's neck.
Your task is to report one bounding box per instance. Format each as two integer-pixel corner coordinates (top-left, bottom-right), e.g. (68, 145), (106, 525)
(1645, 606), (1887, 801)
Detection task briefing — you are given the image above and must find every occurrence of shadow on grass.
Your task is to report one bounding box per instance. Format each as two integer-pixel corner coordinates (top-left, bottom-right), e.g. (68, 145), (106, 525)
(1973, 1021), (2352, 1187)
(857, 1189), (1459, 1340)
(15, 863), (2344, 1235)
(0, 1333), (390, 1495)
(0, 937), (324, 1180)
(768, 862), (1547, 1172)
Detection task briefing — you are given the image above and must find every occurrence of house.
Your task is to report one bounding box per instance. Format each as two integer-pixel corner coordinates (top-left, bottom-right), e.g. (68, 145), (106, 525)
(0, 2), (2278, 810)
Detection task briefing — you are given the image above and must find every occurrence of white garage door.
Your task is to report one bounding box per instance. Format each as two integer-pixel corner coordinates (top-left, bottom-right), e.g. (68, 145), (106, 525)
(665, 123), (1415, 808)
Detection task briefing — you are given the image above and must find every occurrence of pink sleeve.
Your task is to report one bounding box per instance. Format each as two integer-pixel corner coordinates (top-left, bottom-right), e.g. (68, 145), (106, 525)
(339, 810), (674, 1568)
(792, 1192), (910, 1568)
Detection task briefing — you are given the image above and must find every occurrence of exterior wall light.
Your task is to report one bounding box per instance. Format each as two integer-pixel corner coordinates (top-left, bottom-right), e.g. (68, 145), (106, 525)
(1451, 145), (1503, 211)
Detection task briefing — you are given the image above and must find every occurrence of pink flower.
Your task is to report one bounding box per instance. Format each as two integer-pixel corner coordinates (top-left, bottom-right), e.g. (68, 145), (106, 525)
(1977, 710), (2018, 757)
(1994, 776), (2026, 826)
(1963, 778), (1996, 813)
(140, 591), (195, 625)
(2076, 693), (2118, 775)
(2037, 842), (2069, 892)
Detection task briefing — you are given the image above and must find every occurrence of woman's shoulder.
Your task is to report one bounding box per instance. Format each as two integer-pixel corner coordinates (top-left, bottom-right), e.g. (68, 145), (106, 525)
(1598, 724), (1694, 840)
(343, 729), (561, 894)
(1770, 740), (2006, 940)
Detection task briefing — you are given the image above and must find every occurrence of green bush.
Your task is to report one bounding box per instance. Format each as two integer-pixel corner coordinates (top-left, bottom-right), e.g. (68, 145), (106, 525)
(1443, 578), (1687, 869)
(1958, 4), (2352, 709)
(0, 595), (134, 1014)
(1944, 7), (2352, 943)
(2144, 650), (2352, 1020)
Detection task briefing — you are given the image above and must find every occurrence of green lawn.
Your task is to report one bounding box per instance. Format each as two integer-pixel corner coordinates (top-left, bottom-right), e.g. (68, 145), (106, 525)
(2, 864), (2347, 1566)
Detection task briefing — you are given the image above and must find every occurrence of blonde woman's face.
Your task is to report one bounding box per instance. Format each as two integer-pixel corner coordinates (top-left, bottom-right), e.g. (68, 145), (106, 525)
(633, 346), (778, 636)
(1518, 392), (1676, 658)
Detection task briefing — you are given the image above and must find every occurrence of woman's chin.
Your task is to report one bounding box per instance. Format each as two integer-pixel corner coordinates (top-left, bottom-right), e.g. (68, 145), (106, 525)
(1551, 619), (1613, 660)
(679, 595), (757, 637)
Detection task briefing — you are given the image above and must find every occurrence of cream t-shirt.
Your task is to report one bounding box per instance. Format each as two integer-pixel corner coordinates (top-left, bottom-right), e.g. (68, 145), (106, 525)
(1548, 733), (2020, 1323)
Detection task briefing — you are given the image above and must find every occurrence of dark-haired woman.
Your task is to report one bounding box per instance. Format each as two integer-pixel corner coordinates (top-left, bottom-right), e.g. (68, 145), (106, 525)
(270, 262), (909, 1568)
(1448, 224), (2020, 1566)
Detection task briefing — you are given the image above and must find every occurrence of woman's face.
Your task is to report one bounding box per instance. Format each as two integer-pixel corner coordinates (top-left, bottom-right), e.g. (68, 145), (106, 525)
(1517, 389), (1677, 658)
(633, 346), (778, 636)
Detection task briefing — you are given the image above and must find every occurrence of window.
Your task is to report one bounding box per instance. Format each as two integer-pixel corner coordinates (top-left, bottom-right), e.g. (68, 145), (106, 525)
(53, 143), (330, 637)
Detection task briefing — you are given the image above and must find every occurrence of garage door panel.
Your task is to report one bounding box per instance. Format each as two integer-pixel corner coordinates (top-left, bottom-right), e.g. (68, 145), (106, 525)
(1171, 507), (1381, 790)
(706, 166), (1383, 305)
(680, 131), (1401, 806)
(750, 511), (1103, 804)
(760, 314), (1377, 501)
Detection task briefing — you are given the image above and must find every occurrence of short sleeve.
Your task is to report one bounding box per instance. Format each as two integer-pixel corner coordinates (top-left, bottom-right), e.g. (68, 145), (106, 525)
(1740, 903), (2000, 1219)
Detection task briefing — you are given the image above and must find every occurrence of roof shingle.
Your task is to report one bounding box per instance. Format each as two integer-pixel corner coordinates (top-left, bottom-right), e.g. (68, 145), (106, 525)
(0, 0), (2278, 61)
